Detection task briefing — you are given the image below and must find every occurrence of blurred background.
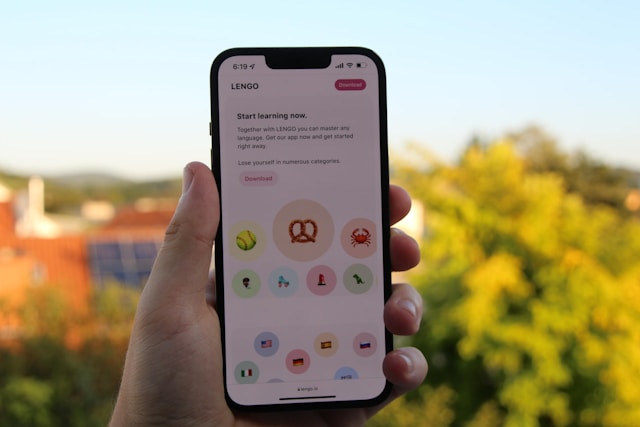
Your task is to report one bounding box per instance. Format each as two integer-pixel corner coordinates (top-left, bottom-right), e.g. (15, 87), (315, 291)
(1, 1), (639, 426)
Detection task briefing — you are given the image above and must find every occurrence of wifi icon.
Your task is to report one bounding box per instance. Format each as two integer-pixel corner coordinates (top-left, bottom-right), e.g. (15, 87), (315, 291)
(346, 62), (354, 68)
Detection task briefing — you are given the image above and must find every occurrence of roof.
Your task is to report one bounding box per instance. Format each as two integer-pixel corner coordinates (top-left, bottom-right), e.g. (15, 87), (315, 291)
(0, 235), (90, 311)
(0, 201), (15, 238)
(97, 206), (174, 237)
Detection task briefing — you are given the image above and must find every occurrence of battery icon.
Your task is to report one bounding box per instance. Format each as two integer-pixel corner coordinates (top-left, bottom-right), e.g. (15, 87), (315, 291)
(356, 62), (367, 68)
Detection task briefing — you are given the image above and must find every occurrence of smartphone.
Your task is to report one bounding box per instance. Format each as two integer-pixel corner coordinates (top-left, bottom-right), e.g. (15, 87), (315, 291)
(210, 47), (391, 411)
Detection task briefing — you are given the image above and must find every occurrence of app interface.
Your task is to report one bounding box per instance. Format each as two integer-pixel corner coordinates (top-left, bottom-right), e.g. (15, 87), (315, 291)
(216, 53), (388, 406)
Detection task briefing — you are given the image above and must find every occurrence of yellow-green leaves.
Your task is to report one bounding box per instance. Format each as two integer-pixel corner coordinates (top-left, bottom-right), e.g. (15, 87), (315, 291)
(374, 137), (640, 426)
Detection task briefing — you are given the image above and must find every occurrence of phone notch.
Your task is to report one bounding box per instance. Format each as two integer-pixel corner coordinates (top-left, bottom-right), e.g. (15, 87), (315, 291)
(264, 48), (332, 70)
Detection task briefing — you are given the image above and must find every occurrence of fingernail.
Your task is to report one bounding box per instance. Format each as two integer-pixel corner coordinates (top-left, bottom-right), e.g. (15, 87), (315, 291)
(399, 352), (414, 373)
(397, 298), (417, 318)
(182, 164), (195, 195)
(390, 228), (405, 239)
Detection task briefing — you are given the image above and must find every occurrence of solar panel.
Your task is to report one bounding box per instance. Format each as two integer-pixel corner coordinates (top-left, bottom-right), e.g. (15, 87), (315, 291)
(88, 237), (162, 288)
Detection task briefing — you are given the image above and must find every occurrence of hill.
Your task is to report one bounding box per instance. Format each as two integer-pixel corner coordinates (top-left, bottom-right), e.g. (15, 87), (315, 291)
(0, 169), (181, 214)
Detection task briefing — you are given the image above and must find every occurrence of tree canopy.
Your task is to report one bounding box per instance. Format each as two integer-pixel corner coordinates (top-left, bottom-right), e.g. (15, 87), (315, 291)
(372, 133), (640, 426)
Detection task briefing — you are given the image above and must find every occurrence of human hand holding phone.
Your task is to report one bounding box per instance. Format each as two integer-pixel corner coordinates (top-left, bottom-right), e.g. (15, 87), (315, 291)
(109, 161), (427, 426)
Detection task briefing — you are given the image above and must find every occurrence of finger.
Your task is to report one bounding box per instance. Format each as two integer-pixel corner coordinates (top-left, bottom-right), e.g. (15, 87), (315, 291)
(384, 283), (423, 336)
(389, 184), (412, 225)
(390, 228), (421, 271)
(143, 162), (220, 307)
(364, 347), (428, 420)
(383, 347), (429, 397)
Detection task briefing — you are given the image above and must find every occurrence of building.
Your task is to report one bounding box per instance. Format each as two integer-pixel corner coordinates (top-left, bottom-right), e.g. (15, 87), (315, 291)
(0, 180), (90, 339)
(0, 178), (175, 341)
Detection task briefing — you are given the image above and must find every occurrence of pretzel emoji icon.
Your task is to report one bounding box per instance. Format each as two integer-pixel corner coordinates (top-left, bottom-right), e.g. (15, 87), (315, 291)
(288, 219), (318, 243)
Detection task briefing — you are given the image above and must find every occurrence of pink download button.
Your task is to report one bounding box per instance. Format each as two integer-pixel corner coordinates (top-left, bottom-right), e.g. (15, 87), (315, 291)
(335, 79), (366, 91)
(240, 171), (278, 186)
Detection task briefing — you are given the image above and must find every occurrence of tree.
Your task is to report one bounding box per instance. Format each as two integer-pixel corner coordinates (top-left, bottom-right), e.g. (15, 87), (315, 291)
(0, 377), (54, 427)
(508, 126), (633, 211)
(0, 283), (138, 426)
(379, 138), (640, 426)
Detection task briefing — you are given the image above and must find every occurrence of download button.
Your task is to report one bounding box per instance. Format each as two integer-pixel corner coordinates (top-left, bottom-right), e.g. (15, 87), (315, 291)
(335, 79), (366, 91)
(240, 171), (278, 186)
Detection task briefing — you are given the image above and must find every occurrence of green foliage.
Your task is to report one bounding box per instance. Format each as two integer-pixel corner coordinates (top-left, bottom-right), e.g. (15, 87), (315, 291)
(0, 377), (54, 427)
(92, 281), (140, 342)
(0, 284), (137, 427)
(368, 385), (456, 427)
(19, 286), (75, 340)
(0, 171), (28, 191)
(508, 126), (634, 211)
(1, 167), (181, 214)
(46, 178), (181, 213)
(381, 135), (640, 426)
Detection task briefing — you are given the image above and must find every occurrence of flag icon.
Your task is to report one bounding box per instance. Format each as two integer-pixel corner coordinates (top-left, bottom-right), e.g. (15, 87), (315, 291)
(359, 341), (371, 349)
(292, 358), (305, 367)
(241, 369), (253, 377)
(321, 341), (332, 349)
(261, 339), (273, 348)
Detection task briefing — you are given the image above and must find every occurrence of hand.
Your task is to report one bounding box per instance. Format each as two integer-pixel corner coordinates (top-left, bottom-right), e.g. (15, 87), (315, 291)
(110, 162), (427, 426)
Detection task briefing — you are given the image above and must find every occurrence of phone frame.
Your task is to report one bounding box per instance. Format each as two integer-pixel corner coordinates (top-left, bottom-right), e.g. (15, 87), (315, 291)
(210, 47), (392, 411)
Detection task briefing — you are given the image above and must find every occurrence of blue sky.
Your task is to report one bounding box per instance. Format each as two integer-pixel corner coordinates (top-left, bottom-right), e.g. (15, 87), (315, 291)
(1, 1), (638, 179)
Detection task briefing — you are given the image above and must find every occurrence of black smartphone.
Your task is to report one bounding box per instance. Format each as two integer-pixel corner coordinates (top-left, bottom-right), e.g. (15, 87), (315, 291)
(210, 47), (391, 410)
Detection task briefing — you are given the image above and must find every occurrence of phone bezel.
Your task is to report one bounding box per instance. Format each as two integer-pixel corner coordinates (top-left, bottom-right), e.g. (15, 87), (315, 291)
(210, 47), (392, 411)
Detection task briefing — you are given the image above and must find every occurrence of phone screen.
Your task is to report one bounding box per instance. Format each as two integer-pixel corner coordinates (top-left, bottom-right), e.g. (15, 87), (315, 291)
(211, 48), (390, 409)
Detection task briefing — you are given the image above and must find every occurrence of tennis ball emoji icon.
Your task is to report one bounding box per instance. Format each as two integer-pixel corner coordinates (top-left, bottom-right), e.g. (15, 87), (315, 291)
(236, 230), (257, 251)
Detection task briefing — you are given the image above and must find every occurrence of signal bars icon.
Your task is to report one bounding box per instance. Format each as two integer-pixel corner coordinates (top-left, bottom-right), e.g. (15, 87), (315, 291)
(335, 62), (367, 69)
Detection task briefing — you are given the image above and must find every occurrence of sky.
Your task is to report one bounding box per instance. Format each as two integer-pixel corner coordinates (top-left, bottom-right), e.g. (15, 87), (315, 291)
(1, 1), (639, 180)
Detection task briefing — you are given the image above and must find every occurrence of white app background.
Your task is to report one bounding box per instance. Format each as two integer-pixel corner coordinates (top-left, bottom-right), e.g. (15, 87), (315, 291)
(217, 54), (388, 405)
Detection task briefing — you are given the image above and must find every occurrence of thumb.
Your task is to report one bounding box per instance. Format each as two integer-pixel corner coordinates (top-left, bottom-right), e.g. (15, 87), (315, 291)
(142, 162), (220, 308)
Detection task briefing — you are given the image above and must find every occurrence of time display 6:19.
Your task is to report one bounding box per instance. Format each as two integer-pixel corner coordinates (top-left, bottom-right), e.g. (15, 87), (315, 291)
(232, 63), (255, 70)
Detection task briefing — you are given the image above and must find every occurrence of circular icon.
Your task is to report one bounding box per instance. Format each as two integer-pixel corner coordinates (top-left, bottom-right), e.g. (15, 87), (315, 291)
(228, 221), (266, 261)
(236, 229), (257, 251)
(268, 266), (299, 297)
(286, 349), (311, 374)
(254, 331), (279, 357)
(341, 218), (377, 258)
(334, 366), (359, 380)
(353, 332), (377, 357)
(232, 269), (260, 298)
(234, 361), (259, 384)
(343, 264), (374, 294)
(314, 332), (339, 357)
(273, 200), (334, 262)
(306, 265), (337, 296)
